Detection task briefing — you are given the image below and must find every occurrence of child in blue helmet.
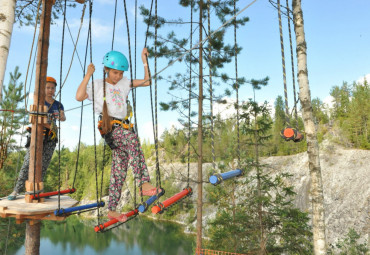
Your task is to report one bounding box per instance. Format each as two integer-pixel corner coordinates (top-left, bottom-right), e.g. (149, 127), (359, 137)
(76, 48), (160, 222)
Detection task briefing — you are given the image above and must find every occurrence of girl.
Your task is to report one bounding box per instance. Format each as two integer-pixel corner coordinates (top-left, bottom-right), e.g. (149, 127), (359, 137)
(8, 76), (66, 200)
(76, 48), (160, 222)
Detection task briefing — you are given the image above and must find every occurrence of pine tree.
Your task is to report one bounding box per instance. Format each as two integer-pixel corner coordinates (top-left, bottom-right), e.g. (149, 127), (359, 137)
(207, 86), (312, 254)
(141, 0), (249, 157)
(311, 97), (329, 125)
(342, 80), (370, 149)
(0, 66), (27, 169)
(330, 82), (351, 121)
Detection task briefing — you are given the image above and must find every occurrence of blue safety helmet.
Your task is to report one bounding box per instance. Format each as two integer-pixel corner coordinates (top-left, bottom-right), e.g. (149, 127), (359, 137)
(102, 51), (129, 71)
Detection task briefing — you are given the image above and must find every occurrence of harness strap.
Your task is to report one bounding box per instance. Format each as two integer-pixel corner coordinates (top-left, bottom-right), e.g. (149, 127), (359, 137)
(97, 119), (134, 136)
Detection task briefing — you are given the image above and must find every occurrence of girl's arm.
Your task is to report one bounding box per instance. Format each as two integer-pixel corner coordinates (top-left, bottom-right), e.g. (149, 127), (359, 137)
(76, 63), (95, 101)
(132, 48), (151, 87)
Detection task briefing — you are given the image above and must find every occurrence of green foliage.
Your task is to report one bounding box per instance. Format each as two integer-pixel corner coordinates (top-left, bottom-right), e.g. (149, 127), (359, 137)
(330, 82), (351, 120)
(140, 0), (251, 140)
(141, 138), (155, 162)
(329, 80), (370, 149)
(206, 93), (313, 254)
(0, 218), (26, 255)
(0, 67), (27, 169)
(328, 229), (369, 255)
(15, 0), (78, 26)
(312, 97), (329, 125)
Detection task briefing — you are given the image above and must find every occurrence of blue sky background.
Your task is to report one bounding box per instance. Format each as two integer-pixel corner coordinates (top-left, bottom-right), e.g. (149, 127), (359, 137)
(4, 0), (370, 150)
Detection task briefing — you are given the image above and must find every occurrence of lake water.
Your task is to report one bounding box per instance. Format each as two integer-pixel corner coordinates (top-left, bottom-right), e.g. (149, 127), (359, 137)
(9, 216), (195, 255)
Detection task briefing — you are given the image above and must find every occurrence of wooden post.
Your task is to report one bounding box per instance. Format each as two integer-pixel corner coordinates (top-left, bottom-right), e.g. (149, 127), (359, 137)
(26, 0), (53, 202)
(25, 221), (41, 255)
(196, 1), (203, 253)
(25, 0), (53, 254)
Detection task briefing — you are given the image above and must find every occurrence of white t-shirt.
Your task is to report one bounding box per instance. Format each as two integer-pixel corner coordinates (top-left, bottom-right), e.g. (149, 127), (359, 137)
(86, 77), (131, 119)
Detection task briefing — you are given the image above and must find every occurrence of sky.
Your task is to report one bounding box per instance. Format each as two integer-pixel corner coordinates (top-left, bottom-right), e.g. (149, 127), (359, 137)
(4, 0), (370, 150)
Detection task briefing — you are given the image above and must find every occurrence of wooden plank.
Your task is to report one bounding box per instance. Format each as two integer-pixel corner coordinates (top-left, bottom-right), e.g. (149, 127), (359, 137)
(0, 195), (78, 215)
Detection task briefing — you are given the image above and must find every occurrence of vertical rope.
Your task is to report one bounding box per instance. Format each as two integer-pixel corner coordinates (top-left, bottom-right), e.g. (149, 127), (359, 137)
(286, 0), (298, 128)
(143, 0), (155, 201)
(146, 0), (160, 191)
(208, 0), (216, 169)
(277, 0), (290, 126)
(187, 0), (193, 188)
(122, 1), (138, 135)
(154, 0), (161, 190)
(144, 0), (154, 48)
(234, 0), (240, 165)
(58, 0), (67, 211)
(72, 24), (90, 189)
(123, 0), (141, 206)
(24, 0), (42, 110)
(134, 0), (137, 79)
(111, 0), (118, 50)
(88, 0), (101, 225)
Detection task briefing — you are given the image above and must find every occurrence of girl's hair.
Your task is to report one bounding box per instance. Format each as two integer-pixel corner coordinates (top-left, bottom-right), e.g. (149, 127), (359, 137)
(101, 68), (112, 134)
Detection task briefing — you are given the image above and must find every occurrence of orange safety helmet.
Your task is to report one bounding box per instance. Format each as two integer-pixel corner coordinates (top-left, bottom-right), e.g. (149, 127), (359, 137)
(46, 76), (57, 86)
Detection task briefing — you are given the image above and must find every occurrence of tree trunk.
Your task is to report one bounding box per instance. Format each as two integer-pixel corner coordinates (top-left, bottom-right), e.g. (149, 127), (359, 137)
(0, 0), (16, 102)
(25, 0), (53, 254)
(196, 1), (204, 253)
(292, 0), (327, 254)
(255, 109), (266, 255)
(25, 221), (41, 255)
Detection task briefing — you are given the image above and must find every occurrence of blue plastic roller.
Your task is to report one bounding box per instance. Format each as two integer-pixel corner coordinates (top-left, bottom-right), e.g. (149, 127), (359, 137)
(209, 169), (243, 185)
(54, 201), (105, 216)
(138, 189), (165, 213)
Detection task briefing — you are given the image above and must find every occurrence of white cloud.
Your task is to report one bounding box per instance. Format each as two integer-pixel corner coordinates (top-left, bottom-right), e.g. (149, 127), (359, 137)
(213, 97), (236, 119)
(323, 95), (334, 109)
(357, 74), (370, 85)
(139, 121), (164, 143)
(212, 97), (275, 119)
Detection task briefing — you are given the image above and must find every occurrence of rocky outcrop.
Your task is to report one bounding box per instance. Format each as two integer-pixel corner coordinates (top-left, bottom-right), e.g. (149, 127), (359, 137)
(262, 141), (369, 245)
(83, 142), (369, 245)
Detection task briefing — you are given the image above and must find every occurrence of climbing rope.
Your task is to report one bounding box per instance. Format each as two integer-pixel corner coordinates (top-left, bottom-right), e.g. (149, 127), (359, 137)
(187, 0), (194, 188)
(277, 0), (303, 142)
(72, 17), (90, 190)
(123, 0), (144, 207)
(234, 0), (241, 165)
(54, 1), (87, 99)
(87, 0), (102, 225)
(277, 0), (290, 126)
(23, 0), (42, 110)
(57, 0), (68, 212)
(285, 0), (298, 127)
(111, 0), (118, 50)
(137, 0), (258, 86)
(207, 0), (216, 169)
(154, 0), (162, 193)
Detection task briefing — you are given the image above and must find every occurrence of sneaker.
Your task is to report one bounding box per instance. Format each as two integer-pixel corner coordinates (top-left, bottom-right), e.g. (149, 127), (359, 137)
(8, 191), (18, 200)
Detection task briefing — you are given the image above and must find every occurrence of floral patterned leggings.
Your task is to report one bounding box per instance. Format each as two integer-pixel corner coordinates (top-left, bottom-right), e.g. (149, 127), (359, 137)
(14, 137), (57, 193)
(108, 126), (150, 211)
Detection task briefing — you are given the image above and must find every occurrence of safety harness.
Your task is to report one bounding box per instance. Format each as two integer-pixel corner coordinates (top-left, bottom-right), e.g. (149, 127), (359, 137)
(97, 101), (134, 149)
(25, 114), (58, 148)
